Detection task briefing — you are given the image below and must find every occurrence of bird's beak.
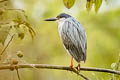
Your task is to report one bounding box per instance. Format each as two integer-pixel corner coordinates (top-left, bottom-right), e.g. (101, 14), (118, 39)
(44, 18), (57, 21)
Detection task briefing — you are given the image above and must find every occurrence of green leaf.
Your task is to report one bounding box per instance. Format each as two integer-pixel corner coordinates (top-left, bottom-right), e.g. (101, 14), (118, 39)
(111, 63), (116, 69)
(0, 1), (35, 45)
(86, 0), (93, 12)
(0, 25), (10, 45)
(13, 24), (24, 40)
(12, 10), (36, 40)
(95, 0), (102, 13)
(63, 0), (75, 9)
(17, 51), (23, 58)
(18, 33), (24, 40)
(24, 22), (36, 39)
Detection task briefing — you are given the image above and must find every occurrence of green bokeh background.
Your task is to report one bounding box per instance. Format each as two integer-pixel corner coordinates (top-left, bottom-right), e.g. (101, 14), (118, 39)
(0, 0), (120, 80)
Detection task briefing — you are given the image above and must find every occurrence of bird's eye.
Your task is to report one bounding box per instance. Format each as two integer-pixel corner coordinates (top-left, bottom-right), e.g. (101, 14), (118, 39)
(56, 16), (60, 19)
(57, 15), (64, 19)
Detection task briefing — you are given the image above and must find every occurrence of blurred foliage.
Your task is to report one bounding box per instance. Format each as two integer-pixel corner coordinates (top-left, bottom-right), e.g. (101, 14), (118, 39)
(111, 54), (120, 80)
(86, 0), (102, 12)
(0, 0), (35, 46)
(86, 0), (93, 12)
(0, 0), (120, 80)
(63, 0), (102, 12)
(95, 0), (102, 12)
(63, 0), (75, 9)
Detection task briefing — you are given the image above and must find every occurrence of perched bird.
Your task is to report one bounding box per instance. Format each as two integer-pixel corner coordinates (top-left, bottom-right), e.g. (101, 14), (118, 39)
(44, 13), (87, 70)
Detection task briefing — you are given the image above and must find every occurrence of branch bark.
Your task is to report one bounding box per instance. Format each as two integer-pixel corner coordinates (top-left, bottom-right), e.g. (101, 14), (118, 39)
(0, 64), (91, 80)
(0, 64), (120, 79)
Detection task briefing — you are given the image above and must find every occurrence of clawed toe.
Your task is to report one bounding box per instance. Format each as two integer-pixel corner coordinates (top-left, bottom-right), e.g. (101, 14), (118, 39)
(69, 65), (74, 69)
(77, 64), (80, 71)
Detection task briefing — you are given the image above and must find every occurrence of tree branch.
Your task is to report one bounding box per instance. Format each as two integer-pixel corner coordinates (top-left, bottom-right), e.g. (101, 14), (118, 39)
(16, 68), (21, 80)
(0, 64), (90, 80)
(0, 64), (120, 78)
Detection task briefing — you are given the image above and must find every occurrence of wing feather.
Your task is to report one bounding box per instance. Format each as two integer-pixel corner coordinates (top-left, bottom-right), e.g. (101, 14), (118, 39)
(59, 19), (87, 63)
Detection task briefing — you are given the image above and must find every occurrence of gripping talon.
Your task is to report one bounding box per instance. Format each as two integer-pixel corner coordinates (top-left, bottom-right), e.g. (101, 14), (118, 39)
(77, 64), (80, 71)
(69, 65), (73, 69)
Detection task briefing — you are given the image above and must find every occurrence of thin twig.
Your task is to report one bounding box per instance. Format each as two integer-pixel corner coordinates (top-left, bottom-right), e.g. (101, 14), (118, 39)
(5, 8), (25, 12)
(16, 68), (20, 80)
(71, 68), (90, 80)
(0, 34), (15, 55)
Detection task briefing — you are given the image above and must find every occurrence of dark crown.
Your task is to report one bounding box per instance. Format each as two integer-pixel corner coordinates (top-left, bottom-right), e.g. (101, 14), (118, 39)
(56, 13), (71, 19)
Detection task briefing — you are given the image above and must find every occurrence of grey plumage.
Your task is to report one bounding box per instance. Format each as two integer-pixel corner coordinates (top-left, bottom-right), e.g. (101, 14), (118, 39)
(57, 13), (87, 63)
(45, 13), (87, 63)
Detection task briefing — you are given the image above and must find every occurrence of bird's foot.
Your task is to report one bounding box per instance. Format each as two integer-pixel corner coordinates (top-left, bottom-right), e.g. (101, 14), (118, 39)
(77, 64), (80, 71)
(69, 64), (74, 69)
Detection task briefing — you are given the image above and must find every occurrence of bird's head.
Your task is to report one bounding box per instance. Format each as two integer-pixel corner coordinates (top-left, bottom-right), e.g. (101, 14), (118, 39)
(44, 13), (71, 22)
